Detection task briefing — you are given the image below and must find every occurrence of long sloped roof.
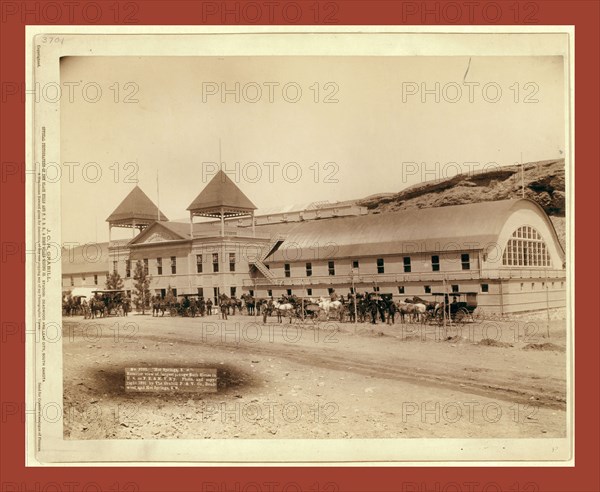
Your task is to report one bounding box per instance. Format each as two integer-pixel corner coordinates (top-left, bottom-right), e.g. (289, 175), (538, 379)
(187, 170), (257, 212)
(265, 199), (555, 261)
(62, 242), (110, 275)
(106, 186), (168, 223)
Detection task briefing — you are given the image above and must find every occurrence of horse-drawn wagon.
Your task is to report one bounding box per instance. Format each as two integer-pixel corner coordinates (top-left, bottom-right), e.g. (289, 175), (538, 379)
(427, 291), (479, 324)
(91, 289), (128, 317)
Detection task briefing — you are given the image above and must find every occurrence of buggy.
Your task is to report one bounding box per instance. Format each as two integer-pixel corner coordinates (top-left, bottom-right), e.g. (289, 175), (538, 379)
(428, 291), (479, 324)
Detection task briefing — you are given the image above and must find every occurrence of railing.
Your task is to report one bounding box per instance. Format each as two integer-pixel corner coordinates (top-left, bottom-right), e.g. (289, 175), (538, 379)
(192, 229), (272, 240)
(261, 234), (286, 261)
(241, 269), (566, 287)
(251, 261), (278, 281)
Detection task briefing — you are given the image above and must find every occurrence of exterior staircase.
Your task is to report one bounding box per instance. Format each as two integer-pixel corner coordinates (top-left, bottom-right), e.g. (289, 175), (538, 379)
(251, 259), (277, 281)
(261, 234), (286, 261)
(249, 234), (286, 284)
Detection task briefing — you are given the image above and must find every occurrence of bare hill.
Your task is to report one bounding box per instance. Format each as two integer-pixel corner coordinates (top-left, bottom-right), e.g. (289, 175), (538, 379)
(356, 159), (566, 249)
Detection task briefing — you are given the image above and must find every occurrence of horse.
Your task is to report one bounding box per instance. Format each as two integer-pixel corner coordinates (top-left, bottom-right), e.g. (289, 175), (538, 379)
(241, 293), (256, 315)
(273, 299), (295, 323)
(152, 296), (164, 317)
(318, 297), (343, 320)
(228, 297), (242, 315)
(397, 301), (426, 323)
(89, 297), (104, 319)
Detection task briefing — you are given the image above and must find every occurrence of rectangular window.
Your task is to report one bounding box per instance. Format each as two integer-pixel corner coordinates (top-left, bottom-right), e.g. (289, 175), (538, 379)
(267, 289), (273, 297)
(431, 255), (440, 272)
(70, 276), (74, 287)
(352, 260), (359, 269)
(461, 253), (470, 270)
(307, 288), (312, 296)
(328, 261), (335, 276)
(481, 283), (489, 293)
(213, 253), (219, 273)
(213, 287), (219, 303)
(424, 285), (431, 294)
(125, 260), (131, 278)
(160, 288), (166, 298)
(172, 288), (177, 297)
(156, 257), (162, 275)
(377, 258), (385, 274)
(143, 258), (148, 274)
(349, 287), (355, 294)
(230, 287), (237, 297)
(403, 257), (411, 273)
(306, 262), (312, 277)
(373, 286), (380, 292)
(126, 290), (131, 298)
(287, 289), (292, 296)
(94, 274), (98, 285)
(398, 286), (405, 294)
(284, 263), (291, 278)
(170, 256), (176, 274)
(196, 254), (203, 273)
(451, 284), (459, 293)
(197, 287), (204, 297)
(229, 253), (236, 272)
(113, 260), (118, 274)
(249, 289), (254, 297)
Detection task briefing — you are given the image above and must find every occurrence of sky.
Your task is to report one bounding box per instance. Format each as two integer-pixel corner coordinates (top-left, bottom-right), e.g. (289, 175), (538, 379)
(60, 55), (565, 243)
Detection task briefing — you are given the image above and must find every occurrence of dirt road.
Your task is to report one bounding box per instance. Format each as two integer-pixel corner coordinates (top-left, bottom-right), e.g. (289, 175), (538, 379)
(62, 313), (567, 439)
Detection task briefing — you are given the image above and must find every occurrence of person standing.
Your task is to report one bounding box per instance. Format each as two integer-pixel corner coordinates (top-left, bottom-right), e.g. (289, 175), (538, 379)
(220, 298), (228, 320)
(369, 296), (378, 324)
(387, 299), (397, 325)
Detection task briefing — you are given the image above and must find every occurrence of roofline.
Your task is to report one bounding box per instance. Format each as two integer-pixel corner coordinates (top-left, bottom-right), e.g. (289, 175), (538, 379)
(128, 221), (188, 245)
(511, 198), (566, 258)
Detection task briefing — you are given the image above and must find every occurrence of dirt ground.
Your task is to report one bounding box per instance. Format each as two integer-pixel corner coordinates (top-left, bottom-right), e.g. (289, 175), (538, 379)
(62, 312), (567, 439)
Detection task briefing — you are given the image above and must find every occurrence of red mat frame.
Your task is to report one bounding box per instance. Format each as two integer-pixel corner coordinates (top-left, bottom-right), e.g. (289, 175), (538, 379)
(1, 1), (598, 490)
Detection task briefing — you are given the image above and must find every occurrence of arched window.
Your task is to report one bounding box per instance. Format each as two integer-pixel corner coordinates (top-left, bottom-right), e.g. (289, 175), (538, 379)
(502, 226), (551, 267)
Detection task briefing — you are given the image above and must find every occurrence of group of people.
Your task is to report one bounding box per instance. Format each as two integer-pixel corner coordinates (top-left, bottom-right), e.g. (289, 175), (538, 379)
(62, 294), (131, 318)
(150, 294), (243, 319)
(242, 291), (406, 325)
(63, 290), (441, 325)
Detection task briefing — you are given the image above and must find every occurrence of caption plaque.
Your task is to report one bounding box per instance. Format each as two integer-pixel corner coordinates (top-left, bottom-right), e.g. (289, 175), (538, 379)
(125, 367), (218, 393)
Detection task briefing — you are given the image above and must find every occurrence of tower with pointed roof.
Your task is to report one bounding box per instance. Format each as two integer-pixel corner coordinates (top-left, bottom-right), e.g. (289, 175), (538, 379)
(106, 185), (168, 241)
(187, 170), (257, 238)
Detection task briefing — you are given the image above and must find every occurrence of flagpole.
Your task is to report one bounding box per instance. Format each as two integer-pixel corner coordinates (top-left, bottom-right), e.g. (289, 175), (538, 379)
(156, 170), (160, 221)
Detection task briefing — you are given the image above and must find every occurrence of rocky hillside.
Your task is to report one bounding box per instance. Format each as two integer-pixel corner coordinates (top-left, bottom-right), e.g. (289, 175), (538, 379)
(357, 159), (566, 249)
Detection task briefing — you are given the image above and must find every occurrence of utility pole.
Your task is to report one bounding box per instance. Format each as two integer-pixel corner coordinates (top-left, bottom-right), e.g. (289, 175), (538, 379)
(156, 169), (160, 221)
(545, 268), (551, 338)
(521, 152), (525, 199)
(442, 275), (448, 336)
(301, 279), (305, 323)
(254, 277), (258, 318)
(351, 269), (358, 325)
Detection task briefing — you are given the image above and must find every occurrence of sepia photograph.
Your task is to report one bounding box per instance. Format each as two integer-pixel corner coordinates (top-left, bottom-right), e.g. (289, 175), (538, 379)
(27, 27), (573, 464)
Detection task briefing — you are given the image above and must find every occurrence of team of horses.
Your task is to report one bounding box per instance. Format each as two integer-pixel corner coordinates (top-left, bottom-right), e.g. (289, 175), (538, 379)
(150, 294), (243, 318)
(232, 294), (442, 325)
(64, 291), (455, 325)
(62, 294), (131, 318)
